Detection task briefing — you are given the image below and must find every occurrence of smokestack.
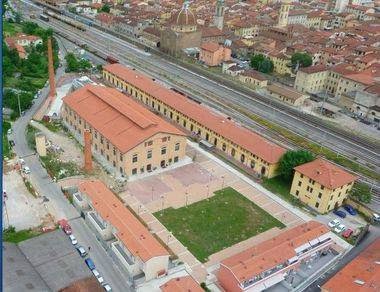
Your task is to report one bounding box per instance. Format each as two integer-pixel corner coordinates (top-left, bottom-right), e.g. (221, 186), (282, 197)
(47, 37), (56, 101)
(84, 129), (93, 172)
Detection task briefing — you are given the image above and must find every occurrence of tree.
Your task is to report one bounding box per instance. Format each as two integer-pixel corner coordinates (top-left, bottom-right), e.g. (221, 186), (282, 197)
(65, 53), (92, 72)
(250, 54), (274, 74)
(99, 3), (110, 13)
(291, 52), (312, 68)
(278, 150), (315, 181)
(350, 183), (371, 203)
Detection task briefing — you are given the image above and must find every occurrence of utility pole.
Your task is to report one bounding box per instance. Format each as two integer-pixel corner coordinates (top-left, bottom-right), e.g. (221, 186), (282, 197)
(17, 93), (22, 117)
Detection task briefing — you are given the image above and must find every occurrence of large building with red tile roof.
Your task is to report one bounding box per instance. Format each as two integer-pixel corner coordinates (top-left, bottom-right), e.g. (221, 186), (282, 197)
(62, 85), (187, 177)
(160, 275), (203, 292)
(217, 221), (332, 292)
(74, 180), (169, 281)
(103, 63), (286, 178)
(322, 238), (380, 292)
(290, 158), (357, 213)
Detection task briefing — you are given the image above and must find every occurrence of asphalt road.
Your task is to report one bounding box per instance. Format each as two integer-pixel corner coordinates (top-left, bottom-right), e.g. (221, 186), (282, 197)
(9, 37), (131, 292)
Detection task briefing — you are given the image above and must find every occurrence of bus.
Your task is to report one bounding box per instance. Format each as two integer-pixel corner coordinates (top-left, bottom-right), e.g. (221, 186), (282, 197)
(39, 14), (49, 21)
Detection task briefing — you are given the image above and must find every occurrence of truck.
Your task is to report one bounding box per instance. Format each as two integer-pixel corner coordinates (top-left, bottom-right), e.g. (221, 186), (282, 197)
(106, 56), (119, 64)
(58, 219), (72, 235)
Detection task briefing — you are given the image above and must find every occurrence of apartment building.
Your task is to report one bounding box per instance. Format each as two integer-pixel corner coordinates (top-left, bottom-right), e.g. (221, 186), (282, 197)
(218, 221), (332, 292)
(294, 65), (328, 94)
(199, 42), (231, 67)
(74, 180), (169, 281)
(335, 72), (374, 98)
(238, 70), (268, 88)
(61, 85), (187, 177)
(290, 158), (357, 213)
(103, 64), (286, 178)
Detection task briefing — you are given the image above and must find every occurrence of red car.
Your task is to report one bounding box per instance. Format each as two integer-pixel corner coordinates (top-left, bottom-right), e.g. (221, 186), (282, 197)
(58, 219), (72, 235)
(342, 228), (353, 238)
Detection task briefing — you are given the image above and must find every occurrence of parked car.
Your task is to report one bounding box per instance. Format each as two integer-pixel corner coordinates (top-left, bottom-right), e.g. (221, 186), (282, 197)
(85, 258), (96, 270)
(58, 219), (72, 235)
(76, 246), (87, 257)
(343, 205), (357, 216)
(7, 128), (12, 135)
(69, 234), (78, 245)
(92, 269), (104, 284)
(342, 228), (353, 238)
(103, 283), (112, 292)
(333, 210), (347, 218)
(328, 219), (340, 228)
(22, 166), (31, 174)
(19, 158), (25, 165)
(334, 224), (346, 233)
(373, 213), (380, 222)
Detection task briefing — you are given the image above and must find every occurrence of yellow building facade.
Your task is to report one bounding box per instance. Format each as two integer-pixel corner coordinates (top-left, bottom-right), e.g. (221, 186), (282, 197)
(103, 64), (286, 178)
(290, 158), (357, 214)
(294, 66), (328, 94)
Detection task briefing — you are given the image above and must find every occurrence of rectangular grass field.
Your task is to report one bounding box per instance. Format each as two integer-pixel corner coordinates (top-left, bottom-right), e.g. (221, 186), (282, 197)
(154, 187), (285, 262)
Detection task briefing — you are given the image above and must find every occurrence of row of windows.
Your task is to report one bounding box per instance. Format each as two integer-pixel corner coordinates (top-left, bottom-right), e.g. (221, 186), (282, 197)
(105, 71), (272, 171)
(132, 143), (180, 163)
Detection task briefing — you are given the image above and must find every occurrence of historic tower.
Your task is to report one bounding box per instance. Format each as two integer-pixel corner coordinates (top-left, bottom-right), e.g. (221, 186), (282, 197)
(278, 0), (291, 27)
(213, 0), (225, 30)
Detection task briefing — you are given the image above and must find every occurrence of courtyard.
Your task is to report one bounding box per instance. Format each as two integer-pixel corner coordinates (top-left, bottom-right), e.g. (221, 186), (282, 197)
(154, 187), (285, 262)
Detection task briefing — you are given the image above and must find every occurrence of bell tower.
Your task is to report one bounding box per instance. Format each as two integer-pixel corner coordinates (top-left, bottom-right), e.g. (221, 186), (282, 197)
(213, 0), (225, 30)
(278, 0), (291, 27)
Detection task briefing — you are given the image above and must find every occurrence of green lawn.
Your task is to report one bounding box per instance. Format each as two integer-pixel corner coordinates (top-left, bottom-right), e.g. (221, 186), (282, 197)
(3, 226), (41, 243)
(154, 187), (285, 262)
(262, 176), (303, 207)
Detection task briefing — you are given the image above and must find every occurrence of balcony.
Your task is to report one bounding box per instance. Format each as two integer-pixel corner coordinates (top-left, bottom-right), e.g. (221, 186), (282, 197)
(113, 242), (135, 266)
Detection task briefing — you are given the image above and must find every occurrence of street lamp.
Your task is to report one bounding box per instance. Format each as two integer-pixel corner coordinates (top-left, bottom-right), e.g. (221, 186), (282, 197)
(221, 175), (225, 188)
(151, 186), (154, 202)
(185, 191), (189, 207)
(160, 195), (164, 214)
(167, 232), (172, 245)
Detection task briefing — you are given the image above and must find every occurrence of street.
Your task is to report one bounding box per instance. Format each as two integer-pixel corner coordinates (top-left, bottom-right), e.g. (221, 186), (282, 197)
(9, 37), (132, 292)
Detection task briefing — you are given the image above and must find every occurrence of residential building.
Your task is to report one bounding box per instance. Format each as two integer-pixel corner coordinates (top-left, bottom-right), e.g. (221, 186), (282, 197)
(103, 64), (286, 178)
(268, 52), (292, 75)
(199, 42), (231, 67)
(201, 27), (225, 44)
(335, 72), (375, 98)
(294, 65), (328, 94)
(287, 10), (308, 26)
(5, 33), (42, 59)
(238, 70), (268, 88)
(160, 276), (203, 292)
(74, 180), (169, 281)
(61, 85), (187, 177)
(322, 238), (380, 292)
(218, 221), (332, 292)
(278, 0), (292, 27)
(266, 84), (308, 106)
(290, 158), (357, 213)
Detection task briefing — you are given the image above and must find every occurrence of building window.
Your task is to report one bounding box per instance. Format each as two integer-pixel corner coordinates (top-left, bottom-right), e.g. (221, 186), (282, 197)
(174, 156), (179, 163)
(307, 186), (310, 191)
(240, 154), (245, 163)
(106, 155), (109, 161)
(132, 154), (138, 163)
(310, 188), (313, 193)
(190, 124), (194, 131)
(175, 143), (180, 151)
(176, 116), (180, 123)
(94, 144), (98, 150)
(295, 190), (299, 196)
(113, 148), (116, 156)
(147, 150), (152, 159)
(113, 161), (116, 167)
(101, 149), (104, 156)
(318, 192), (322, 199)
(183, 120), (187, 127)
(161, 146), (166, 155)
(222, 143), (227, 151)
(100, 136), (104, 144)
(119, 167), (123, 174)
(321, 185), (324, 190)
(106, 142), (109, 150)
(298, 181), (302, 187)
(120, 154), (123, 162)
(132, 168), (137, 175)
(250, 160), (255, 169)
(330, 195), (333, 200)
(147, 164), (152, 171)
(231, 148), (236, 157)
(315, 202), (320, 208)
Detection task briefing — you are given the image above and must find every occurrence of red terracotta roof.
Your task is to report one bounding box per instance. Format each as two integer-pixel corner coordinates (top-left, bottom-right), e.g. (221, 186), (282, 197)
(160, 276), (203, 292)
(201, 42), (220, 53)
(294, 158), (357, 189)
(103, 64), (286, 164)
(62, 85), (185, 153)
(220, 221), (329, 283)
(299, 65), (327, 74)
(322, 239), (380, 292)
(79, 180), (169, 262)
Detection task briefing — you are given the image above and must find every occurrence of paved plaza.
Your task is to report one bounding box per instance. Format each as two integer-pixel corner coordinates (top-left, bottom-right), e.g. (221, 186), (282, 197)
(121, 142), (310, 282)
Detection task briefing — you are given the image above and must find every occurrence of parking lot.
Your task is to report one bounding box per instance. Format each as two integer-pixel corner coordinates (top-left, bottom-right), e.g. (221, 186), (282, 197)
(317, 206), (367, 238)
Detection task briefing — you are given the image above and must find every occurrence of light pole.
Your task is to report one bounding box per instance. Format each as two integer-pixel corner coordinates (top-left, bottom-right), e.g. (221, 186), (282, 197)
(221, 175), (225, 189)
(167, 232), (172, 245)
(17, 93), (22, 117)
(185, 191), (189, 207)
(151, 186), (154, 202)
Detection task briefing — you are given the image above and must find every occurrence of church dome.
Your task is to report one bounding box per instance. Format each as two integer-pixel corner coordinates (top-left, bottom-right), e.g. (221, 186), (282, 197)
(172, 1), (197, 27)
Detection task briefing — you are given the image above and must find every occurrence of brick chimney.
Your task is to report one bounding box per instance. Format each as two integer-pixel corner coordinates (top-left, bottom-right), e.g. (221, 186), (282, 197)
(47, 37), (56, 101)
(84, 129), (93, 172)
